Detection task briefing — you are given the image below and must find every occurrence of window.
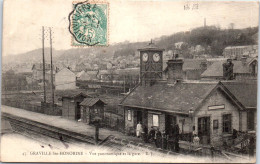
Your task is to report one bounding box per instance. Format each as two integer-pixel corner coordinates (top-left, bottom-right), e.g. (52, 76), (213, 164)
(213, 120), (218, 129)
(247, 111), (255, 130)
(127, 110), (131, 121)
(152, 114), (159, 127)
(222, 114), (232, 133)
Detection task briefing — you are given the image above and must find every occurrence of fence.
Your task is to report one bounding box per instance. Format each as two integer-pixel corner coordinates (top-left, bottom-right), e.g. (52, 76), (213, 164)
(2, 99), (62, 116)
(101, 112), (125, 133)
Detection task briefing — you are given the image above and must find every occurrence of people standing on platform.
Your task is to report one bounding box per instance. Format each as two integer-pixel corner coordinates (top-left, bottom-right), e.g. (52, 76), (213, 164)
(168, 124), (175, 151)
(136, 122), (143, 137)
(193, 134), (200, 145)
(192, 128), (196, 142)
(162, 130), (167, 149)
(173, 123), (180, 152)
(142, 125), (148, 143)
(148, 126), (156, 143)
(155, 128), (162, 148)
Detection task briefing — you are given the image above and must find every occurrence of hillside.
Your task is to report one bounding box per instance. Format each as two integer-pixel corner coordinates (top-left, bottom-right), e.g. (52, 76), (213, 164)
(3, 26), (258, 69)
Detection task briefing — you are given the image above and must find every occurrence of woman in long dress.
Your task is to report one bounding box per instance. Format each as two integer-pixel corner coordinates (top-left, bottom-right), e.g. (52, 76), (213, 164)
(136, 122), (143, 137)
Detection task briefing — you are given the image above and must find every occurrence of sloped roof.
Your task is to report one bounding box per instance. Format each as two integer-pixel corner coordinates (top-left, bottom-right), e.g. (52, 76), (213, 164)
(32, 63), (51, 70)
(59, 90), (88, 99)
(80, 98), (106, 106)
(80, 71), (99, 81)
(183, 59), (207, 70)
(120, 82), (217, 114)
(76, 70), (85, 78)
(99, 70), (119, 75)
(56, 67), (76, 76)
(46, 70), (56, 75)
(117, 68), (139, 76)
(221, 81), (257, 108)
(138, 42), (165, 51)
(201, 60), (251, 77)
(120, 81), (257, 114)
(224, 45), (258, 50)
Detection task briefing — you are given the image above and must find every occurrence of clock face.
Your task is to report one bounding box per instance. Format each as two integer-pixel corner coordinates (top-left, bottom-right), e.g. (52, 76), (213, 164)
(142, 53), (148, 62)
(153, 53), (160, 62)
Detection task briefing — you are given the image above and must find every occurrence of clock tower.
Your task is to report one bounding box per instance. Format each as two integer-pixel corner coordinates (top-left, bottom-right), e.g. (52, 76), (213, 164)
(138, 40), (164, 86)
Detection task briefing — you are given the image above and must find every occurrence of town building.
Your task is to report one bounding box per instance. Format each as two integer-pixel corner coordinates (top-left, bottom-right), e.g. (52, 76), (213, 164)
(119, 42), (257, 146)
(98, 70), (119, 82)
(75, 63), (86, 72)
(78, 71), (99, 81)
(223, 45), (258, 60)
(201, 57), (258, 80)
(80, 98), (106, 124)
(76, 70), (86, 80)
(32, 63), (52, 82)
(55, 67), (77, 90)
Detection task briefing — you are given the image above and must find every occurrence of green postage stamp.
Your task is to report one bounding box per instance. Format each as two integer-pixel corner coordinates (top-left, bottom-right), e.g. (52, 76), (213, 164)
(69, 1), (108, 46)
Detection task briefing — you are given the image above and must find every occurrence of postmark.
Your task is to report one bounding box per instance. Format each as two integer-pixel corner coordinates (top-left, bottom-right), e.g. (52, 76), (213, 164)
(69, 1), (108, 46)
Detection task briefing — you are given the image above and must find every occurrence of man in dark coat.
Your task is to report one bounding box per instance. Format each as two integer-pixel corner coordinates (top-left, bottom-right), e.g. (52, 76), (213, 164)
(155, 128), (162, 148)
(162, 130), (167, 150)
(148, 126), (156, 143)
(142, 125), (148, 143)
(173, 124), (180, 152)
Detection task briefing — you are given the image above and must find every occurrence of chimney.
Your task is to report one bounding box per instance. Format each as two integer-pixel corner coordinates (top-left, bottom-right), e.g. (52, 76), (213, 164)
(223, 59), (234, 80)
(167, 55), (184, 84)
(200, 61), (207, 71)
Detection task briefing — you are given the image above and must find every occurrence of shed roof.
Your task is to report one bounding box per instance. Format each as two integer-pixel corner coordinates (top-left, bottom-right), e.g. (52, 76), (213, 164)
(80, 98), (106, 106)
(201, 60), (251, 77)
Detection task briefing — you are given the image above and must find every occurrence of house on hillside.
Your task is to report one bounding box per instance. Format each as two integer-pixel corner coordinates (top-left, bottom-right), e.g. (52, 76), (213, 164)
(79, 71), (99, 81)
(75, 63), (86, 72)
(76, 70), (86, 80)
(55, 67), (76, 90)
(32, 63), (51, 82)
(98, 70), (119, 82)
(223, 45), (258, 60)
(201, 57), (258, 80)
(120, 43), (257, 146)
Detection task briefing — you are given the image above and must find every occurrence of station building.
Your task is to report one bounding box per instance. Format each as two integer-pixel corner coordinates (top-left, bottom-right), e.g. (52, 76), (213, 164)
(119, 42), (257, 146)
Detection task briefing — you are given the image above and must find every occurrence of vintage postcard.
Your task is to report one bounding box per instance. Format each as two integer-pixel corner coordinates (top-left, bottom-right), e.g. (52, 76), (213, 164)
(1, 0), (259, 163)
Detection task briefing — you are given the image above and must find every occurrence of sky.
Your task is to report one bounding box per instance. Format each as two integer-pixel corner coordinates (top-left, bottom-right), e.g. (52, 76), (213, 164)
(2, 0), (259, 56)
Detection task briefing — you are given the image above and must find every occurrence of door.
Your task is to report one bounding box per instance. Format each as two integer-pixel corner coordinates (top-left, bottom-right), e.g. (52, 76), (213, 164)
(75, 102), (81, 120)
(165, 114), (176, 136)
(133, 110), (143, 129)
(137, 110), (143, 123)
(198, 117), (210, 144)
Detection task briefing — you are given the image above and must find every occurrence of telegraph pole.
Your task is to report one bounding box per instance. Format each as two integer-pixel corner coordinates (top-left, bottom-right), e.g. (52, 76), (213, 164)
(42, 26), (46, 103)
(49, 27), (55, 111)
